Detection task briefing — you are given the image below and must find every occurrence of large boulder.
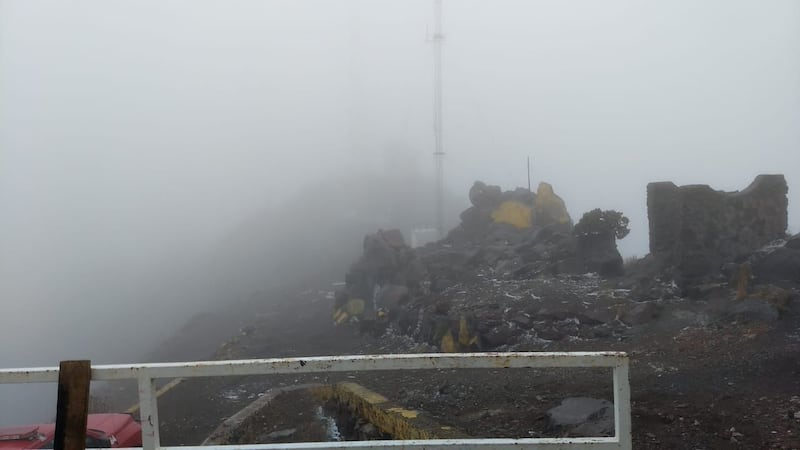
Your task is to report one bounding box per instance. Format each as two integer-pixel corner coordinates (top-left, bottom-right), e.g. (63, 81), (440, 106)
(468, 181), (503, 210)
(620, 301), (661, 325)
(379, 228), (407, 249)
(336, 229), (426, 322)
(533, 182), (572, 228)
(572, 210), (629, 277)
(753, 247), (800, 284)
(786, 233), (800, 250)
(576, 232), (623, 277)
(546, 397), (615, 437)
(513, 225), (582, 276)
(378, 284), (410, 310)
(449, 180), (574, 246)
(749, 238), (800, 285)
(728, 299), (781, 323)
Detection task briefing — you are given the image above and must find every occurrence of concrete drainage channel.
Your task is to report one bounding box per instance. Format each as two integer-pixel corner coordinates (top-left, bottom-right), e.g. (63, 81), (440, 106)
(202, 382), (466, 445)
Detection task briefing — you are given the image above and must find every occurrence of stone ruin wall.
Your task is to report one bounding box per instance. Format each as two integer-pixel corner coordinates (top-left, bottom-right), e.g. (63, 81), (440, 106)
(647, 174), (788, 279)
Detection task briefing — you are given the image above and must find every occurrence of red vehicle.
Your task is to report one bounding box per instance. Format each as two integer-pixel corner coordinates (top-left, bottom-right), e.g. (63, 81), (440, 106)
(0, 414), (142, 448)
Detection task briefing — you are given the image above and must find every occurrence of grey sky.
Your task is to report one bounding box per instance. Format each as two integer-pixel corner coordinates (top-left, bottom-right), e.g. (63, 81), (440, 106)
(1, 0), (798, 423)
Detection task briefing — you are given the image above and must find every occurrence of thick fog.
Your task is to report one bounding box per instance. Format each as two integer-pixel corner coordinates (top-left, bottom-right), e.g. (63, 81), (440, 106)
(1, 0), (799, 425)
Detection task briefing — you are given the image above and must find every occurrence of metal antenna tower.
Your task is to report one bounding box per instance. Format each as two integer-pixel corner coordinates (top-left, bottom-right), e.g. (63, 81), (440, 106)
(432, 0), (445, 238)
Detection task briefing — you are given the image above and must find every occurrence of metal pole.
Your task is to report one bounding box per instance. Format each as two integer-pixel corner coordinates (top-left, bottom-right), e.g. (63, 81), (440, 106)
(527, 156), (531, 192)
(433, 0), (445, 238)
(138, 370), (161, 450)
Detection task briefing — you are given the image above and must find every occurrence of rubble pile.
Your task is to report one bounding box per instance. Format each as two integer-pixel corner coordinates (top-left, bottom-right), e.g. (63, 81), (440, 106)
(425, 181), (625, 280)
(390, 273), (678, 352)
(446, 180), (571, 245)
(748, 233), (800, 285)
(333, 175), (799, 353)
(334, 181), (637, 349)
(333, 229), (426, 325)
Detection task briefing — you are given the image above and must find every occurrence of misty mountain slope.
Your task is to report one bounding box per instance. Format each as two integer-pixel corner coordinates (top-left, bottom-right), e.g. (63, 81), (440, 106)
(134, 171), (465, 362)
(202, 171), (466, 293)
(3, 0), (799, 434)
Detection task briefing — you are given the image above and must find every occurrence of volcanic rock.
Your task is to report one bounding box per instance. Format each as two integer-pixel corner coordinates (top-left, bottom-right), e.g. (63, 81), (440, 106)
(469, 181), (504, 210)
(576, 232), (623, 277)
(729, 299), (780, 323)
(750, 239), (800, 285)
(547, 397), (615, 437)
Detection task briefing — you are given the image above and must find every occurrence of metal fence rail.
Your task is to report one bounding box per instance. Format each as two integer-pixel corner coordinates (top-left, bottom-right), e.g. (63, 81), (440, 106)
(0, 352), (631, 449)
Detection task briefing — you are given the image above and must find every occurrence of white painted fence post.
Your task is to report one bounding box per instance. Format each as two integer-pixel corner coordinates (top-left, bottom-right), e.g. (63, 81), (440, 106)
(137, 370), (161, 450)
(613, 359), (632, 450)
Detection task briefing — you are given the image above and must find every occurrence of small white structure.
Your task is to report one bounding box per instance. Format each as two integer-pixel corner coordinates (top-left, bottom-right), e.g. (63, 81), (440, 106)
(411, 227), (440, 248)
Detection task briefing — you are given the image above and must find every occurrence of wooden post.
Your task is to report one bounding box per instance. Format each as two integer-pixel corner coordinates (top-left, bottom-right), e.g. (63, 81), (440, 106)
(54, 360), (91, 450)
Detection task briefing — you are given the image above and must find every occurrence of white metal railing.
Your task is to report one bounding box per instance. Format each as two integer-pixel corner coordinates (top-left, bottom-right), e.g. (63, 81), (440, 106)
(0, 352), (631, 449)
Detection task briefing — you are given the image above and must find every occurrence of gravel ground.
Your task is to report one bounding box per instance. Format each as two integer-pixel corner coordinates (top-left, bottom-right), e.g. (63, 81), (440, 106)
(112, 280), (800, 449)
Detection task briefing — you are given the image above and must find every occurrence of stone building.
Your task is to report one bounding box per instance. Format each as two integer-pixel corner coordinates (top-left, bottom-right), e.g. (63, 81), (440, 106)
(647, 174), (788, 281)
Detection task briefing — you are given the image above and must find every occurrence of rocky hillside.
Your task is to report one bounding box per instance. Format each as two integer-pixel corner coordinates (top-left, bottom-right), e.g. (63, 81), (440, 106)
(146, 175), (800, 449)
(332, 177), (800, 354)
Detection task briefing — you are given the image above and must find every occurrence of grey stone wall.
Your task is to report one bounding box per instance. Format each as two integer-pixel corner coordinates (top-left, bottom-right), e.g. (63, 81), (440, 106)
(647, 174), (788, 280)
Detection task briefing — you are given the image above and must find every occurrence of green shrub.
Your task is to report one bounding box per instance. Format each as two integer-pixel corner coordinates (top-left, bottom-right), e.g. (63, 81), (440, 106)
(573, 209), (630, 240)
